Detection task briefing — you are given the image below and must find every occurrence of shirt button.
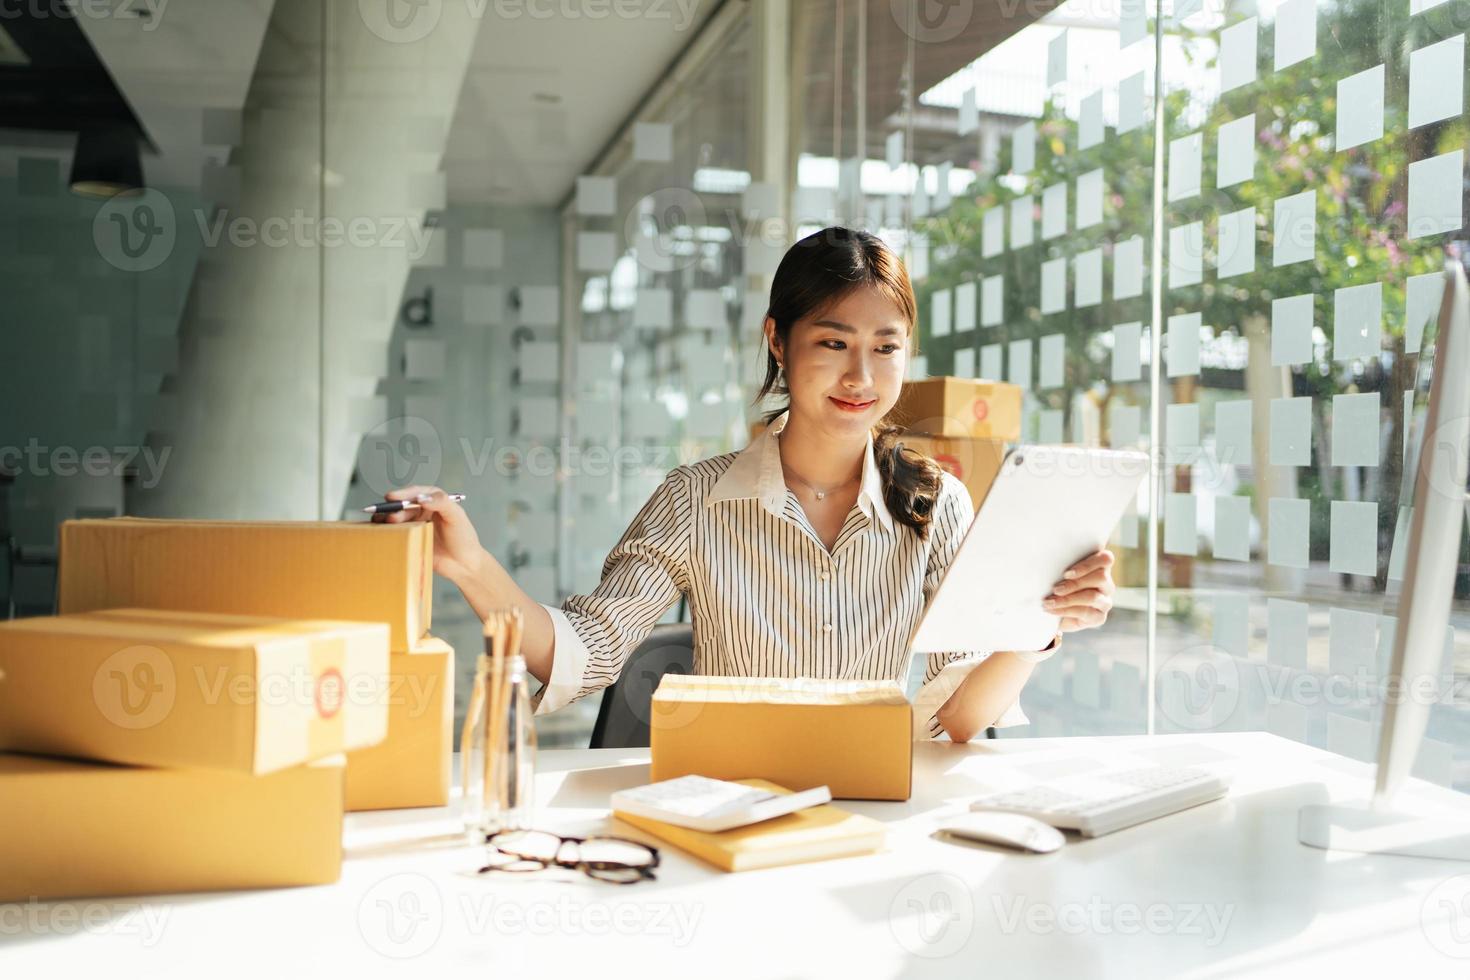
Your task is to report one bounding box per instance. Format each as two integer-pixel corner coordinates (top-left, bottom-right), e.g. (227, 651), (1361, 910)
(820, 571), (830, 581)
(822, 623), (833, 633)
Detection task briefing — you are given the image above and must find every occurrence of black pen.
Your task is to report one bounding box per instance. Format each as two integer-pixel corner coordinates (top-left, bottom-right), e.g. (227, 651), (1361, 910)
(362, 492), (466, 515)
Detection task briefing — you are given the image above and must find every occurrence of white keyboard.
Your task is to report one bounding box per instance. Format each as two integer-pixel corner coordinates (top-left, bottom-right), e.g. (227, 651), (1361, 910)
(969, 766), (1231, 838)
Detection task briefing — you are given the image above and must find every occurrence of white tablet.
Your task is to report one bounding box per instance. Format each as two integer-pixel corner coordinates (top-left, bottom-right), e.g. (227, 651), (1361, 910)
(908, 445), (1149, 655)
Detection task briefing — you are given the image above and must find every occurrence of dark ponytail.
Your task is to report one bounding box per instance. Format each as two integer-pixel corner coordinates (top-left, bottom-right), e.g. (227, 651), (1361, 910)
(753, 226), (945, 540)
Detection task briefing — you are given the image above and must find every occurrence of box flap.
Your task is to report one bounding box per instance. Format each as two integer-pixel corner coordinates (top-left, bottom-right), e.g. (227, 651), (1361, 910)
(652, 675), (908, 706)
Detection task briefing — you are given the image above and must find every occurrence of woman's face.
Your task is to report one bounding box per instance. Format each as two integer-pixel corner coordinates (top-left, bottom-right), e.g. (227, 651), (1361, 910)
(767, 285), (910, 434)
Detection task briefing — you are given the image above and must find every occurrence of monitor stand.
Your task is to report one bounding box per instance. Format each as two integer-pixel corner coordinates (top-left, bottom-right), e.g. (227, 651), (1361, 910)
(1299, 802), (1470, 861)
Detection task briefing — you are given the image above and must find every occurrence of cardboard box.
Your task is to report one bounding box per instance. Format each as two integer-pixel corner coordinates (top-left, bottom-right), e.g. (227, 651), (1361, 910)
(0, 752), (344, 901)
(0, 612), (389, 775)
(345, 635), (454, 811)
(58, 518), (433, 651)
(649, 676), (912, 801)
(890, 378), (1022, 441)
(896, 435), (1009, 513)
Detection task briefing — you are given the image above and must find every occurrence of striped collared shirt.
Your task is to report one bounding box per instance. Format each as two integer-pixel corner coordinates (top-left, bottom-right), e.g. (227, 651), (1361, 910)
(533, 410), (1028, 738)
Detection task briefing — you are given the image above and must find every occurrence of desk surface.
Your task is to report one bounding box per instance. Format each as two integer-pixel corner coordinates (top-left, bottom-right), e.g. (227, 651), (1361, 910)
(4, 733), (1469, 979)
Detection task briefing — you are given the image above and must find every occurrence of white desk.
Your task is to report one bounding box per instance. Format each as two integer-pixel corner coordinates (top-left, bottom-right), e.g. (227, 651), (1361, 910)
(5, 733), (1469, 978)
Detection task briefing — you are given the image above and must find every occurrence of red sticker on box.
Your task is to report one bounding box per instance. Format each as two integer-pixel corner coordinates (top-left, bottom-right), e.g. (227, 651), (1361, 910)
(972, 399), (989, 422)
(934, 453), (964, 479)
(315, 667), (345, 719)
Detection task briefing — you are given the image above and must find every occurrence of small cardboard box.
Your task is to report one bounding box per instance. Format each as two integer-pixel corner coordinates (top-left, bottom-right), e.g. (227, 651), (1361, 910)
(0, 752), (344, 901)
(890, 378), (1023, 441)
(897, 435), (1009, 513)
(58, 518), (433, 651)
(345, 635), (454, 811)
(649, 676), (912, 801)
(0, 611), (389, 775)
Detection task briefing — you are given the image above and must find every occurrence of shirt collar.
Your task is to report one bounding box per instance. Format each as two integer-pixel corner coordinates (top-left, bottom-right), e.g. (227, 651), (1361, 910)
(705, 410), (895, 533)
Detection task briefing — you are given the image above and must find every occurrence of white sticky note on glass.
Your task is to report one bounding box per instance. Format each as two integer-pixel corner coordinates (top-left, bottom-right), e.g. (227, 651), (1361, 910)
(520, 286), (559, 326)
(931, 290), (952, 337)
(1336, 65), (1384, 151)
(955, 281), (977, 333)
(1269, 497), (1310, 568)
(1274, 0), (1316, 70)
(463, 284), (505, 326)
(1167, 311), (1201, 377)
(1038, 409), (1064, 445)
(1329, 607), (1378, 676)
(934, 162), (953, 212)
(981, 275), (1004, 327)
(575, 175), (616, 216)
(1388, 505), (1413, 581)
(954, 347), (976, 378)
(1011, 195), (1034, 247)
(1170, 222), (1203, 288)
(1079, 91), (1104, 150)
(1042, 182), (1068, 240)
(1120, 0), (1147, 47)
(1214, 496), (1251, 561)
(404, 338), (445, 380)
(1331, 392), (1380, 467)
(1164, 493), (1198, 556)
(685, 289), (725, 329)
(577, 231), (617, 272)
(1213, 593), (1250, 658)
(1271, 293), (1314, 365)
(1330, 501), (1378, 576)
(1111, 403), (1141, 448)
(1167, 403), (1200, 462)
(1047, 29), (1068, 87)
(1168, 132), (1202, 203)
(1118, 72), (1146, 134)
(1114, 236), (1145, 299)
(1215, 399), (1252, 466)
(1270, 396), (1312, 466)
(1075, 248), (1103, 308)
(1218, 206), (1256, 279)
(959, 87), (979, 135)
(1076, 168), (1104, 229)
(1267, 598), (1309, 671)
(1405, 271), (1445, 354)
(1273, 190), (1316, 266)
(1409, 35), (1464, 128)
(1039, 334), (1065, 389)
(1041, 257), (1067, 314)
(634, 288), (673, 329)
(1412, 0), (1453, 12)
(1334, 281), (1382, 361)
(1407, 149), (1464, 240)
(983, 206), (1005, 257)
(980, 343), (1003, 380)
(1012, 122), (1036, 175)
(1112, 321), (1143, 382)
(886, 130), (904, 170)
(1220, 18), (1258, 94)
(519, 341), (560, 384)
(1008, 339), (1033, 389)
(463, 229), (504, 269)
(1217, 114), (1255, 188)
(633, 122), (672, 162)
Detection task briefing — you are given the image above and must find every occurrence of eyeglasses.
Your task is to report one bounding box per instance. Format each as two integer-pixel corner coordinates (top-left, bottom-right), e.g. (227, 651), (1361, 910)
(479, 830), (660, 885)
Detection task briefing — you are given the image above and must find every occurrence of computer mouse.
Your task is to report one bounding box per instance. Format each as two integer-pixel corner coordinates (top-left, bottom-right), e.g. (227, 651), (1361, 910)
(939, 812), (1066, 854)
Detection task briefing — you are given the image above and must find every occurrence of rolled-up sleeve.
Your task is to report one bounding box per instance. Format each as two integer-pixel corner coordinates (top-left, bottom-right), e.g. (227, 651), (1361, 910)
(911, 473), (1030, 740)
(533, 467), (692, 716)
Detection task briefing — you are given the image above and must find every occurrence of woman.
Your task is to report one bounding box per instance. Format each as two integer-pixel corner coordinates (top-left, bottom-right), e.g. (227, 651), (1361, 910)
(379, 227), (1115, 742)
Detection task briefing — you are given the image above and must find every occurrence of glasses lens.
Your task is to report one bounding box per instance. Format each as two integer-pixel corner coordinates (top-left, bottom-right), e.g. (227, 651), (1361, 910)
(586, 863), (653, 884)
(489, 830), (563, 862)
(578, 837), (657, 868)
(479, 849), (545, 874)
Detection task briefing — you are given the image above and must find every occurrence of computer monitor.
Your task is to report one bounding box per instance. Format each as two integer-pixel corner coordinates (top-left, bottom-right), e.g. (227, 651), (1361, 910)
(1299, 257), (1470, 860)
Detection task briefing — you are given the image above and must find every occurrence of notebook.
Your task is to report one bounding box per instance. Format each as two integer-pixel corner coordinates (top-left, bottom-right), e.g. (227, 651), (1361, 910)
(612, 778), (887, 872)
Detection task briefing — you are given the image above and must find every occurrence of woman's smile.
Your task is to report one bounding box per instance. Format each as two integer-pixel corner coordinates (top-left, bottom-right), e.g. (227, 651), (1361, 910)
(828, 395), (877, 413)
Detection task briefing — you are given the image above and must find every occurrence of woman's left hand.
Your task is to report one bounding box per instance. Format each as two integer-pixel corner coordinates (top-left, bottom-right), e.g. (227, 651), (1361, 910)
(1044, 550), (1116, 633)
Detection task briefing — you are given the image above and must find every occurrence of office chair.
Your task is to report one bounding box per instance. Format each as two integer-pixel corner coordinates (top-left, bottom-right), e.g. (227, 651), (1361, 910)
(588, 622), (695, 750)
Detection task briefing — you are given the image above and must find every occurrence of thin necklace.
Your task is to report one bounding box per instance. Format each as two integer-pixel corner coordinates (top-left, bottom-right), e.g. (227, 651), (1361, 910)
(782, 463), (861, 501)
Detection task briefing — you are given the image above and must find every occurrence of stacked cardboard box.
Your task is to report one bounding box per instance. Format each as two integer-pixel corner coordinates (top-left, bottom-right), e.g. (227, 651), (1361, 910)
(889, 377), (1023, 513)
(56, 518), (455, 812)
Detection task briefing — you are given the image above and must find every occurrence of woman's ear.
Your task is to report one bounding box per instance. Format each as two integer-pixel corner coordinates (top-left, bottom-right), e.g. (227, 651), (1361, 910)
(763, 316), (782, 365)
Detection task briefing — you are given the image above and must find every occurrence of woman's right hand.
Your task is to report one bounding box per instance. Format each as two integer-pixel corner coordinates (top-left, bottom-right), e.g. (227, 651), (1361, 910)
(372, 486), (484, 584)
